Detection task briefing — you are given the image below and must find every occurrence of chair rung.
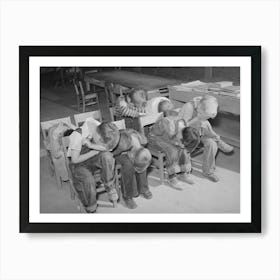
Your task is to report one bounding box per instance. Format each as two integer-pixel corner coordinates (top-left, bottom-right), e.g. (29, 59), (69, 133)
(85, 93), (98, 98)
(85, 101), (97, 106)
(97, 200), (114, 207)
(96, 186), (106, 193)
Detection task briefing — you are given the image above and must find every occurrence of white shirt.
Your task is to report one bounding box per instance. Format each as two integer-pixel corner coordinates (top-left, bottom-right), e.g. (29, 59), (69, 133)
(67, 117), (101, 158)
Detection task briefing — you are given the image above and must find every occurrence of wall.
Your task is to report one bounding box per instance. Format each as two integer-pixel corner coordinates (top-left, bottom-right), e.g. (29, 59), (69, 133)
(0, 1), (279, 280)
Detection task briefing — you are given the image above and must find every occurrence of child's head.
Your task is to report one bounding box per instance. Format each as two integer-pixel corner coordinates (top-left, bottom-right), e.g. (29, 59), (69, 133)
(158, 99), (174, 116)
(197, 95), (218, 120)
(130, 147), (152, 173)
(181, 126), (201, 153)
(96, 122), (120, 151)
(127, 88), (147, 108)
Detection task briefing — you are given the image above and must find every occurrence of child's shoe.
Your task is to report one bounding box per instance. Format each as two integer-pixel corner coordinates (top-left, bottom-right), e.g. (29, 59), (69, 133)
(168, 176), (182, 190)
(203, 173), (220, 183)
(124, 198), (137, 209)
(141, 190), (153, 199)
(177, 172), (194, 184)
(218, 140), (234, 153)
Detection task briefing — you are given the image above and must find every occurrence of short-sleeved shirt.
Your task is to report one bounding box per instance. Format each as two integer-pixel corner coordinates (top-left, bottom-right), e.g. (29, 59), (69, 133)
(67, 118), (101, 158)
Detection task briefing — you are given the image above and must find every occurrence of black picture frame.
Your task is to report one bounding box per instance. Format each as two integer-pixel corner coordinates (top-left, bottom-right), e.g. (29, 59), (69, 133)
(20, 46), (261, 233)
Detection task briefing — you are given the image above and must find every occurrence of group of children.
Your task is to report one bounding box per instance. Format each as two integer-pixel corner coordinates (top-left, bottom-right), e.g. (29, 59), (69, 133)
(66, 88), (234, 212)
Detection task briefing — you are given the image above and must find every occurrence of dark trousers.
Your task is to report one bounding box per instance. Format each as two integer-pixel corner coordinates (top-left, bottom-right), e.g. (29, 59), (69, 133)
(115, 154), (149, 199)
(124, 117), (143, 134)
(70, 151), (116, 211)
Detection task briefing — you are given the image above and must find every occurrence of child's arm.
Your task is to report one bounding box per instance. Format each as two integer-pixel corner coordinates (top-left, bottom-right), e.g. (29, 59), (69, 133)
(116, 96), (146, 118)
(84, 139), (108, 151)
(71, 149), (100, 164)
(201, 121), (220, 140)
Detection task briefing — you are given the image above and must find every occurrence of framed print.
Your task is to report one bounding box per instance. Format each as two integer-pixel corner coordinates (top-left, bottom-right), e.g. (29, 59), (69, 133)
(20, 46), (261, 233)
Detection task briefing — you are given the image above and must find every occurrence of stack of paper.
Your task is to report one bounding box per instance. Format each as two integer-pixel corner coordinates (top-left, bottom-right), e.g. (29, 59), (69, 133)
(172, 80), (240, 99)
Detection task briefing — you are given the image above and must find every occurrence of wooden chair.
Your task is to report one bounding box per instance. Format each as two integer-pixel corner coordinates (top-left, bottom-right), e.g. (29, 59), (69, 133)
(74, 110), (102, 127)
(73, 79), (99, 113)
(61, 137), (118, 211)
(139, 113), (166, 184)
(40, 117), (73, 189)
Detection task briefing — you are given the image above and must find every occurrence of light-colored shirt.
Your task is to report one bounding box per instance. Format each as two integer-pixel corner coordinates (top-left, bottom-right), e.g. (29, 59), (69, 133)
(67, 117), (101, 158)
(145, 97), (170, 114)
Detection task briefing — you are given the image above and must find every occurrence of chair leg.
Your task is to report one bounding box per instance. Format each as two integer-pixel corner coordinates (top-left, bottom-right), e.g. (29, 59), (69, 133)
(47, 154), (55, 176)
(86, 82), (90, 91)
(158, 153), (165, 184)
(76, 96), (80, 112)
(69, 181), (75, 200)
(54, 169), (62, 190)
(82, 98), (85, 112)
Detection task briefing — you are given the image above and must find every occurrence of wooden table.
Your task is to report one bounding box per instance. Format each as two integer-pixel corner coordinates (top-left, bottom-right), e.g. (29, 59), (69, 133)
(84, 70), (180, 98)
(84, 70), (180, 121)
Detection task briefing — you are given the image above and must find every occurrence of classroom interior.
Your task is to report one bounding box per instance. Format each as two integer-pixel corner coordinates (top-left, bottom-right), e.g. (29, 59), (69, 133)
(40, 67), (240, 213)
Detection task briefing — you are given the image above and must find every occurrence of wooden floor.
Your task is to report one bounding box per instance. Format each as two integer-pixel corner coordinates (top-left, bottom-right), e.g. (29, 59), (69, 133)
(40, 156), (240, 214)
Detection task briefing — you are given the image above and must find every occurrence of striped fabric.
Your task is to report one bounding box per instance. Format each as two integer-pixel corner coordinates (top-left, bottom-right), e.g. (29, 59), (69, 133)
(114, 102), (146, 118)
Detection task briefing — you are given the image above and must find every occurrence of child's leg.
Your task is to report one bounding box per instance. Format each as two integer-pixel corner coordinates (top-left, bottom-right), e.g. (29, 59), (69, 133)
(203, 121), (233, 153)
(115, 154), (138, 209)
(135, 171), (152, 199)
(177, 149), (194, 184)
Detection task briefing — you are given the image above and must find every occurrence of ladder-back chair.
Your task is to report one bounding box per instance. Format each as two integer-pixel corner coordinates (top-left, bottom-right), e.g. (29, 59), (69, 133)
(41, 117), (73, 189)
(74, 110), (102, 127)
(72, 79), (99, 113)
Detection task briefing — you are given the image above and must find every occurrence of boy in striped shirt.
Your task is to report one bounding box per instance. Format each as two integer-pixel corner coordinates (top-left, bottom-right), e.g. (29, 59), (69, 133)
(114, 88), (147, 132)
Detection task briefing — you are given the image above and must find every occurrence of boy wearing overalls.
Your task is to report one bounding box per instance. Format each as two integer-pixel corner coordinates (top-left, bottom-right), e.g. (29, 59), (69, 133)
(178, 96), (234, 182)
(67, 118), (120, 212)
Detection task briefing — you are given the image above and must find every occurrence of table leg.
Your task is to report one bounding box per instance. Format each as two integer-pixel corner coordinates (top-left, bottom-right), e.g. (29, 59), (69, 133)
(86, 81), (90, 91)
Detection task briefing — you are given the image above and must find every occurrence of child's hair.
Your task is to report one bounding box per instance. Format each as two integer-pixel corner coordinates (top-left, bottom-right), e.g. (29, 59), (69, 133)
(96, 122), (120, 151)
(181, 127), (201, 153)
(132, 147), (152, 173)
(158, 99), (172, 116)
(127, 88), (147, 102)
(199, 95), (218, 110)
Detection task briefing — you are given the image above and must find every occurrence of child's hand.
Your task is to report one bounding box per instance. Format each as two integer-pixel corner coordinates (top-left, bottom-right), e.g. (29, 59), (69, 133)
(214, 135), (221, 141)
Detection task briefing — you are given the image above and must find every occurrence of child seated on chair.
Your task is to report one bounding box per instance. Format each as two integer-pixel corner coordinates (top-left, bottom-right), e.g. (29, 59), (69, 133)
(67, 118), (120, 213)
(148, 99), (200, 188)
(113, 129), (152, 209)
(178, 95), (234, 182)
(114, 88), (147, 132)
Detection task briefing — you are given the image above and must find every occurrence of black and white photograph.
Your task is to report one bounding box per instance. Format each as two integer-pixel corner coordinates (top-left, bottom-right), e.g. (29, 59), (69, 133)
(3, 0), (280, 279)
(40, 66), (241, 214)
(20, 46), (260, 232)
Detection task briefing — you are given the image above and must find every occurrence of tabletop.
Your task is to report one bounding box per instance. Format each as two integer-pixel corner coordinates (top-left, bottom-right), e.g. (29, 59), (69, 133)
(84, 70), (180, 91)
